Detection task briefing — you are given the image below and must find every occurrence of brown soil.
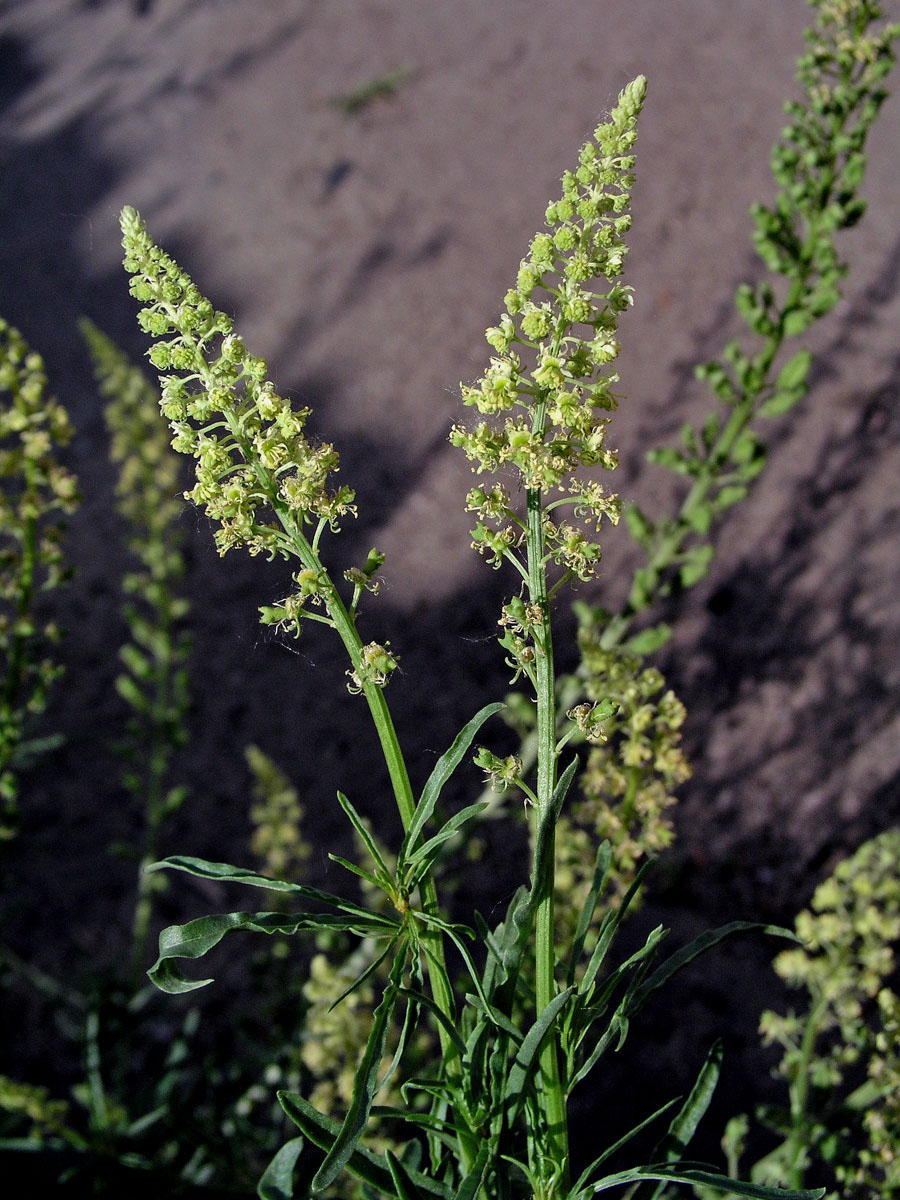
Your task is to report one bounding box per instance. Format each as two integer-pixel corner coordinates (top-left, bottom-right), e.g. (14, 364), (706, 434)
(1, 0), (899, 1187)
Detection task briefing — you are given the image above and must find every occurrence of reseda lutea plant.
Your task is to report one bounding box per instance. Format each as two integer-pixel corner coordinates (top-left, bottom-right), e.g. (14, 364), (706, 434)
(0, 320), (78, 840)
(121, 76), (826, 1200)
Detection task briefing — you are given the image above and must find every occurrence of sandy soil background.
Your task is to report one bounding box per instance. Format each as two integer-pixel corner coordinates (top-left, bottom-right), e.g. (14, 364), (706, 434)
(1, 0), (900, 1180)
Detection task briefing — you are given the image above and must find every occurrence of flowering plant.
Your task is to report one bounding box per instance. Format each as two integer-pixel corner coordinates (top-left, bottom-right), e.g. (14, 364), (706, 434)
(0, 2), (898, 1198)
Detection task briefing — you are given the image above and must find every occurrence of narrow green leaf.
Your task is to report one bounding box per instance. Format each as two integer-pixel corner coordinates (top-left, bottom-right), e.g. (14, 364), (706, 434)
(531, 757), (579, 900)
(400, 702), (504, 865)
(387, 1149), (430, 1200)
(336, 791), (392, 879)
(258, 1137), (304, 1200)
(678, 543), (714, 589)
(414, 911), (487, 1011)
(148, 910), (395, 994)
(647, 445), (694, 476)
(464, 991), (523, 1043)
(621, 623), (672, 657)
(658, 1040), (722, 1159)
(714, 485), (749, 510)
(405, 802), (489, 874)
(313, 945), (409, 1191)
(480, 884), (531, 1001)
(759, 389), (803, 418)
(455, 1141), (490, 1200)
(632, 1041), (724, 1200)
(685, 502), (714, 535)
(629, 922), (797, 1015)
(566, 841), (612, 987)
(624, 504), (655, 550)
(782, 308), (812, 337)
(570, 1099), (680, 1195)
(503, 987), (575, 1125)
(115, 673), (149, 712)
(329, 937), (399, 1012)
(580, 858), (656, 994)
(591, 1163), (824, 1198)
(279, 1091), (450, 1198)
(149, 855), (393, 923)
(119, 643), (153, 680)
(328, 853), (392, 894)
(397, 986), (466, 1056)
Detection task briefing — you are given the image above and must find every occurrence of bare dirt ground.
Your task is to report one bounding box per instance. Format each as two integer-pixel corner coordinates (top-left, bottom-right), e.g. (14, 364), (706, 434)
(1, 0), (899, 1181)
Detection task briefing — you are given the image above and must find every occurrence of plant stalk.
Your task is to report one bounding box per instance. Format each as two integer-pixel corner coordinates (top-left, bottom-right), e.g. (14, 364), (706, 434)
(526, 483), (569, 1195)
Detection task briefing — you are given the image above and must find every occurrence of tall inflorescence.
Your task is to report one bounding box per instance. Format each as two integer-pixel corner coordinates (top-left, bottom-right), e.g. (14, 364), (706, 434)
(450, 77), (646, 601)
(0, 320), (78, 837)
(83, 320), (191, 756)
(619, 0), (900, 626)
(119, 207), (354, 563)
(119, 209), (398, 697)
(83, 320), (193, 977)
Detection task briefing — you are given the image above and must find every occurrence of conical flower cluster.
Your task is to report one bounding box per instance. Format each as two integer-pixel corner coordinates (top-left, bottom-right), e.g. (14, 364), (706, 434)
(450, 76), (646, 582)
(120, 207), (354, 560)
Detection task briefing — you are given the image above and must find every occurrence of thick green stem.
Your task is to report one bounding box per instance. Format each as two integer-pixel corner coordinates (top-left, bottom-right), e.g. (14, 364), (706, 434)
(525, 484), (569, 1194)
(316, 562), (479, 1171)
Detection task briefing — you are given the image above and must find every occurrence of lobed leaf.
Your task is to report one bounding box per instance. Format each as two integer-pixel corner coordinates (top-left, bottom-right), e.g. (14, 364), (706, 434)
(148, 910), (396, 994)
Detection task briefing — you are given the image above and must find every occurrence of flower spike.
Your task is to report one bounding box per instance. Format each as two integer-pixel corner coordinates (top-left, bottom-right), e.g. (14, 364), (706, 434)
(120, 206), (355, 561)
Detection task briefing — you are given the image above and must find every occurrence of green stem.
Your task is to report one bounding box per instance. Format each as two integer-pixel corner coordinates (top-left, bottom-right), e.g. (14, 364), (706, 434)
(214, 387), (475, 1163)
(312, 555), (479, 1171)
(525, 483), (569, 1194)
(785, 993), (829, 1191)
